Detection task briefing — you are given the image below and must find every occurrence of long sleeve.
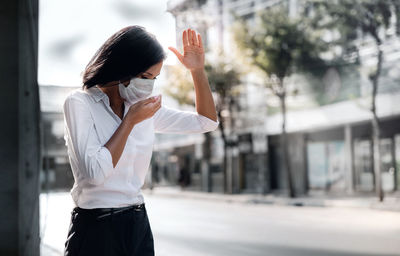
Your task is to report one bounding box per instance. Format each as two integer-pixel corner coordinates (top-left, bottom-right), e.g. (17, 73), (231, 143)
(153, 105), (219, 134)
(63, 95), (114, 186)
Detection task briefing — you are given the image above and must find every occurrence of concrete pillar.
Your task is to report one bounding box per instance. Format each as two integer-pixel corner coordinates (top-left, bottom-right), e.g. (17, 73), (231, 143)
(225, 145), (240, 194)
(226, 148), (233, 194)
(257, 154), (268, 194)
(287, 133), (307, 195)
(201, 161), (212, 192)
(344, 125), (354, 194)
(231, 149), (240, 194)
(253, 133), (269, 194)
(199, 136), (212, 192)
(0, 0), (40, 255)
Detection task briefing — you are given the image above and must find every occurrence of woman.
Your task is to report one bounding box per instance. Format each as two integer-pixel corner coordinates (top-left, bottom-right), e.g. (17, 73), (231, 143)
(63, 25), (218, 256)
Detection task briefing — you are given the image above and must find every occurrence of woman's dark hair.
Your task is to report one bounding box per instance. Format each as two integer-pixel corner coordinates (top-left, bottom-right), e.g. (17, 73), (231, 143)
(82, 25), (166, 88)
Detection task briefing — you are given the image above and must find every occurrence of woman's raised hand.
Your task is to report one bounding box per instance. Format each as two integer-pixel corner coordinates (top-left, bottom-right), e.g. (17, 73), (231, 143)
(125, 95), (161, 126)
(168, 29), (205, 71)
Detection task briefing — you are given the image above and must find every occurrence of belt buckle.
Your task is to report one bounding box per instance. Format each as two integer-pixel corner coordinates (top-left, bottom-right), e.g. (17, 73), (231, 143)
(134, 204), (143, 211)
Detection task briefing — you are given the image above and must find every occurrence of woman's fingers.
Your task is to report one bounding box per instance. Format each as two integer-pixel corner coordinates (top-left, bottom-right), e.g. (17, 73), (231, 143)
(192, 29), (199, 46)
(184, 28), (201, 47)
(189, 29), (194, 45)
(141, 97), (155, 105)
(187, 29), (191, 45)
(168, 47), (183, 62)
(149, 98), (161, 114)
(183, 30), (189, 46)
(154, 102), (161, 113)
(127, 95), (162, 123)
(198, 34), (203, 49)
(187, 29), (193, 45)
(191, 29), (197, 45)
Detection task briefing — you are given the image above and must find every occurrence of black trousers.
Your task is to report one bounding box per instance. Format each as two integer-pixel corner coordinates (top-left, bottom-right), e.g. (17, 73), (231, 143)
(64, 203), (154, 256)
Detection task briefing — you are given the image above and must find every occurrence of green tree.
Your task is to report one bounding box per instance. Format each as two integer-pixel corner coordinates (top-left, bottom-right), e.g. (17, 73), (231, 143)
(234, 6), (327, 198)
(164, 65), (195, 106)
(311, 0), (400, 201)
(165, 57), (242, 194)
(205, 58), (242, 194)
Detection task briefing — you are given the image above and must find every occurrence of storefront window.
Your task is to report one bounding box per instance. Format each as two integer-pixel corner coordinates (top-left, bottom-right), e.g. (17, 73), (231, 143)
(380, 138), (395, 192)
(354, 140), (374, 191)
(326, 141), (346, 191)
(307, 142), (327, 189)
(307, 141), (345, 191)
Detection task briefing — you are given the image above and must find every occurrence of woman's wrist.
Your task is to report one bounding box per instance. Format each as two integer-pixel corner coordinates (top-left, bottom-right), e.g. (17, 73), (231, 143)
(123, 114), (137, 129)
(190, 67), (205, 76)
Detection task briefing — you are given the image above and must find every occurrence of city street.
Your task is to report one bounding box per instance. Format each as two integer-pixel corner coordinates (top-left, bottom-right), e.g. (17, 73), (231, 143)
(40, 190), (400, 256)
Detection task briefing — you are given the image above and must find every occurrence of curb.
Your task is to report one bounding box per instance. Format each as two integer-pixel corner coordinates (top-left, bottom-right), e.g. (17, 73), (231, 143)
(143, 187), (400, 212)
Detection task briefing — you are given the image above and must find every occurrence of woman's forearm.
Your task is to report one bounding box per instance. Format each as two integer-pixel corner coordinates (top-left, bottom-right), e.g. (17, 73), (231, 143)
(104, 97), (161, 168)
(190, 68), (218, 122)
(104, 118), (135, 168)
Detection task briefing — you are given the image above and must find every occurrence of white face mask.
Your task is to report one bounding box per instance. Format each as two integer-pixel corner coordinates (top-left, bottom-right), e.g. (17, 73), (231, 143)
(118, 77), (155, 103)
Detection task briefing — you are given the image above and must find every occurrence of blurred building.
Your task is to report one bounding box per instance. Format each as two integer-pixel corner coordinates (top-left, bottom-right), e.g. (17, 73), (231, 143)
(39, 85), (76, 191)
(163, 0), (400, 197)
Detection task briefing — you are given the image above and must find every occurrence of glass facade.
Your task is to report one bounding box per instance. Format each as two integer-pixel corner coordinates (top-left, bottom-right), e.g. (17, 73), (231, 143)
(307, 141), (345, 191)
(380, 138), (395, 192)
(354, 137), (399, 192)
(307, 142), (327, 189)
(354, 140), (374, 191)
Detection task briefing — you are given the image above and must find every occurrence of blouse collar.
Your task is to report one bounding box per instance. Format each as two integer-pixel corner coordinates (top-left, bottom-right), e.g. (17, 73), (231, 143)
(86, 86), (108, 103)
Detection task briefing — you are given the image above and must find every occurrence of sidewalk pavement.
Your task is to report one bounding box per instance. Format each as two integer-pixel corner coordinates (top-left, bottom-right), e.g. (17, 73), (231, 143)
(142, 186), (400, 212)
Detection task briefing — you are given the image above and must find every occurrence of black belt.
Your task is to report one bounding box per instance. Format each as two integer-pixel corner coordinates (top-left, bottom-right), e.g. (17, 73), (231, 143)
(73, 203), (145, 219)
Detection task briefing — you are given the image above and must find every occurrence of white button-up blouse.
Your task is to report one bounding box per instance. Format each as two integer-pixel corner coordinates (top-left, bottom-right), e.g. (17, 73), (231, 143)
(63, 86), (219, 209)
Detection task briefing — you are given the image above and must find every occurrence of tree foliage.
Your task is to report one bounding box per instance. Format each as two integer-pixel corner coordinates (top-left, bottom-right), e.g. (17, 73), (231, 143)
(234, 6), (328, 87)
(164, 65), (195, 106)
(205, 60), (241, 100)
(311, 0), (400, 44)
(164, 55), (242, 193)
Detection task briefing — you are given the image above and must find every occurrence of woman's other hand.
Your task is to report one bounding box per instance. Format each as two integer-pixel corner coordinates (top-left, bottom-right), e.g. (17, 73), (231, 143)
(125, 95), (162, 126)
(168, 29), (205, 71)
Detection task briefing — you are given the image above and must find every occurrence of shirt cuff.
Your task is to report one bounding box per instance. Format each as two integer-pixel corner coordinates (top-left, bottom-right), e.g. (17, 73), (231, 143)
(99, 146), (114, 173)
(198, 114), (219, 132)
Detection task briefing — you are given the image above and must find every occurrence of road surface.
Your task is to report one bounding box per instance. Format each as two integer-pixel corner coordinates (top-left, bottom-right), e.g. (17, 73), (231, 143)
(40, 191), (400, 256)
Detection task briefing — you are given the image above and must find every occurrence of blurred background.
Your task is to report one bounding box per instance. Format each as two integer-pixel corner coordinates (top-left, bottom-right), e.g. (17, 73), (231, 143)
(1, 0), (400, 255)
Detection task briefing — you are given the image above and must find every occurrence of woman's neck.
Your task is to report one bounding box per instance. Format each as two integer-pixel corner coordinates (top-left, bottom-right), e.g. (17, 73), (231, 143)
(98, 85), (124, 106)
